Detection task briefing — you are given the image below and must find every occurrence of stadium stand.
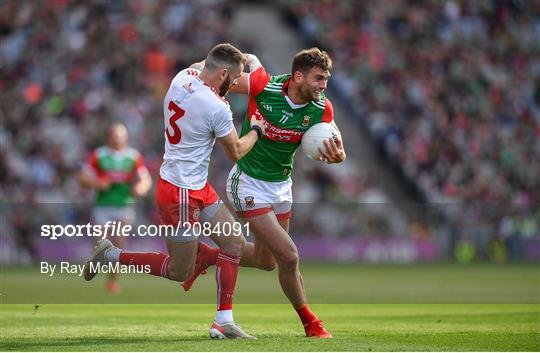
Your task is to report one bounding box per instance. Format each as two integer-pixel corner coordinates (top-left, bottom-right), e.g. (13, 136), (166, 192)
(1, 1), (538, 263)
(282, 0), (539, 260)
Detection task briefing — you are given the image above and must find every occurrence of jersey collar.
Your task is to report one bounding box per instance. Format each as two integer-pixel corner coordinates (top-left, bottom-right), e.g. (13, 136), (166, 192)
(196, 76), (230, 105)
(282, 77), (308, 109)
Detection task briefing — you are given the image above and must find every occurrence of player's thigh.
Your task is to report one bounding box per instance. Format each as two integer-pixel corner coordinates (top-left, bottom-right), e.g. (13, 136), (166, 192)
(251, 235), (276, 268)
(165, 238), (198, 281)
(245, 212), (298, 266)
(240, 218), (276, 266)
(207, 204), (245, 256)
(247, 214), (289, 268)
(278, 218), (290, 233)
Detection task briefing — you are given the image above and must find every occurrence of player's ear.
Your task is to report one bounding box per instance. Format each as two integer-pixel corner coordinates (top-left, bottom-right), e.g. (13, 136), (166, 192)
(293, 70), (304, 83)
(219, 68), (228, 81)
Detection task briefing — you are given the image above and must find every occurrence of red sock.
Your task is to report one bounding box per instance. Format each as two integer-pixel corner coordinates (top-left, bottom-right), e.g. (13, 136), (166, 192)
(215, 252), (240, 311)
(199, 242), (219, 266)
(119, 251), (170, 279)
(296, 304), (318, 325)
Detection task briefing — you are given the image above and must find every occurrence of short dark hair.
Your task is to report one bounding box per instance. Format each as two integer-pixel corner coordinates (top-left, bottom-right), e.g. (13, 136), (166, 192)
(205, 43), (246, 72)
(292, 47), (333, 75)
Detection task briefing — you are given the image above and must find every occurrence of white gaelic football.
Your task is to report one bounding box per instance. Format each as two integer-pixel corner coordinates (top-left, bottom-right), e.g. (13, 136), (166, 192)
(301, 122), (341, 160)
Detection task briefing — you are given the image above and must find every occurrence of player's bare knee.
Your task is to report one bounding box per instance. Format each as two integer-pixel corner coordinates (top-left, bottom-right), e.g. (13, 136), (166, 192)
(276, 250), (299, 271)
(220, 236), (245, 257)
(166, 268), (181, 282)
(167, 263), (191, 282)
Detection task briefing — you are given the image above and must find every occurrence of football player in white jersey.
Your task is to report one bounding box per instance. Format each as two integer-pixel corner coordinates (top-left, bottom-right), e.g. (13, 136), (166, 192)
(83, 43), (265, 339)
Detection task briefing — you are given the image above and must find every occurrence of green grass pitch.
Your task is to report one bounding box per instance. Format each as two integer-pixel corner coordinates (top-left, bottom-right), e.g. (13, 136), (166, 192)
(1, 263), (539, 351)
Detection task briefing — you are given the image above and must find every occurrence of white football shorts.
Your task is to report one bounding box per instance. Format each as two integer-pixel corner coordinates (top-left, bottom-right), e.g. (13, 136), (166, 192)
(226, 164), (292, 221)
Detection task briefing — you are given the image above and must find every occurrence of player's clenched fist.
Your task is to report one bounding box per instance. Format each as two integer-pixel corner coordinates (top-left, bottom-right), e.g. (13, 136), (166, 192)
(249, 114), (266, 135)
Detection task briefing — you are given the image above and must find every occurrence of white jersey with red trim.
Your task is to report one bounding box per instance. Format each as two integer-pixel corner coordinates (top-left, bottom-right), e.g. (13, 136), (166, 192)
(160, 68), (234, 190)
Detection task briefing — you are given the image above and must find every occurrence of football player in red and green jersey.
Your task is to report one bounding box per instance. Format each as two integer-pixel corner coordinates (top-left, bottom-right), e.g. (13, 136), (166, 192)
(183, 48), (346, 338)
(80, 123), (152, 293)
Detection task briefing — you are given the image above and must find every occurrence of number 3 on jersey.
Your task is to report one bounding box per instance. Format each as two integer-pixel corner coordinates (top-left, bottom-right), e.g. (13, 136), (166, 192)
(166, 101), (185, 144)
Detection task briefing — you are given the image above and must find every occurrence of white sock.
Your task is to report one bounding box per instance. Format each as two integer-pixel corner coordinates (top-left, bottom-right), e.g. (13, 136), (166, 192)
(215, 310), (233, 324)
(105, 247), (121, 263)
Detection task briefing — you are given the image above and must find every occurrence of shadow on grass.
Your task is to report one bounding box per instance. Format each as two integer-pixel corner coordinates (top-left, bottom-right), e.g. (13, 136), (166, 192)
(0, 335), (206, 351)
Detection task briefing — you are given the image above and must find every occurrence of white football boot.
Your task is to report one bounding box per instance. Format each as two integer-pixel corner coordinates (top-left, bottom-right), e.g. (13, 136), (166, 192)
(83, 238), (115, 281)
(209, 322), (256, 340)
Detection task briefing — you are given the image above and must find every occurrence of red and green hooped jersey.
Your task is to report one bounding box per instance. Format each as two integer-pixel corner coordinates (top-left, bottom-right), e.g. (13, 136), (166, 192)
(237, 66), (334, 182)
(85, 146), (145, 206)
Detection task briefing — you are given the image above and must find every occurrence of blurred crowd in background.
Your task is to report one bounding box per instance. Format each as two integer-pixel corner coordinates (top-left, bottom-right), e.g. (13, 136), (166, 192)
(1, 0), (235, 205)
(286, 0), (540, 259)
(1, 0), (538, 263)
(0, 0), (240, 262)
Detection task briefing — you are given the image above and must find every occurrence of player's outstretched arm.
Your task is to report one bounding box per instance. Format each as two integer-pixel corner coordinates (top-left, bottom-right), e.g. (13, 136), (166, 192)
(229, 54), (263, 95)
(218, 115), (265, 161)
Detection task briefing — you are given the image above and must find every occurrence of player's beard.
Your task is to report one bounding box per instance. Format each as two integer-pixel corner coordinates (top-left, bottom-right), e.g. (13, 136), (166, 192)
(218, 74), (232, 97)
(300, 84), (321, 102)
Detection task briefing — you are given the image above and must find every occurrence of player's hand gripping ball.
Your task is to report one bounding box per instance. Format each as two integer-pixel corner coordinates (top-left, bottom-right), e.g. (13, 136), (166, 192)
(301, 122), (341, 161)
